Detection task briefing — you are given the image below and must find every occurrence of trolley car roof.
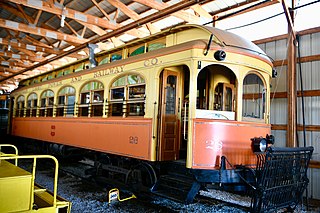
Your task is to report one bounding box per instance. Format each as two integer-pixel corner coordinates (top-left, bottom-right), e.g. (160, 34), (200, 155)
(0, 0), (284, 92)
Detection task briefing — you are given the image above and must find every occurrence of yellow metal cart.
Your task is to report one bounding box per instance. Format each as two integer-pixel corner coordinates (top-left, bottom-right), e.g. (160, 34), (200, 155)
(0, 144), (71, 213)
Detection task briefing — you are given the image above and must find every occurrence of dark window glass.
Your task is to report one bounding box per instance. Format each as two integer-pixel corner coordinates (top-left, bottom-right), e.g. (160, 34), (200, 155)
(111, 88), (124, 100)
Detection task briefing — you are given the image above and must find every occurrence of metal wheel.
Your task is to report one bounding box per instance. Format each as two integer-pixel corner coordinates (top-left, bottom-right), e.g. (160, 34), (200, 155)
(126, 162), (157, 190)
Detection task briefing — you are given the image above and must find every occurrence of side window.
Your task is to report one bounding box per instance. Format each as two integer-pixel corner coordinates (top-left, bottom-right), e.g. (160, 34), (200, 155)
(148, 42), (165, 52)
(99, 56), (109, 65)
(79, 81), (104, 117)
(109, 74), (145, 117)
(242, 73), (266, 122)
(26, 93), (38, 117)
(130, 46), (145, 57)
(15, 95), (25, 117)
(39, 90), (54, 117)
(111, 53), (122, 62)
(57, 86), (75, 117)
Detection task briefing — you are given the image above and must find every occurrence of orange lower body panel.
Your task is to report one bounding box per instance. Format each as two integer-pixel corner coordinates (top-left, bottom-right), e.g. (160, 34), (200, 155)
(192, 119), (271, 169)
(12, 117), (153, 160)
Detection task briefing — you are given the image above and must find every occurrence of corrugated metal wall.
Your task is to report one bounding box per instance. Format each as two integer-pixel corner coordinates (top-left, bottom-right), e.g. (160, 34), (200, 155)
(256, 32), (320, 199)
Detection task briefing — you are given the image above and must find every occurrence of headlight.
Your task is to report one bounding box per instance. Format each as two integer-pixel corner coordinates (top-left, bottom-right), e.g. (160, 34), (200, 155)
(251, 134), (274, 153)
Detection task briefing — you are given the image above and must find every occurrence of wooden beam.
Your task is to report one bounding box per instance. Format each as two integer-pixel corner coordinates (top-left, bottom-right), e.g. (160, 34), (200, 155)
(107, 0), (160, 34)
(286, 0), (297, 147)
(273, 54), (320, 66)
(0, 60), (31, 69)
(33, 10), (43, 25)
(310, 160), (320, 169)
(2, 45), (36, 57)
(133, 0), (200, 24)
(210, 0), (278, 20)
(90, 0), (112, 21)
(191, 4), (212, 19)
(0, 66), (22, 73)
(78, 20), (124, 46)
(56, 14), (80, 36)
(0, 51), (43, 62)
(6, 0), (118, 30)
(272, 124), (320, 132)
(281, 0), (296, 41)
(22, 34), (53, 49)
(243, 89), (320, 99)
(254, 26), (320, 44)
(7, 0), (146, 40)
(16, 4), (33, 24)
(0, 18), (89, 44)
(0, 37), (58, 55)
(2, 2), (62, 48)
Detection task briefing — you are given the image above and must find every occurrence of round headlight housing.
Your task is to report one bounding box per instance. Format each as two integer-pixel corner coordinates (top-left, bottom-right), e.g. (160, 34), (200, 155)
(251, 135), (274, 153)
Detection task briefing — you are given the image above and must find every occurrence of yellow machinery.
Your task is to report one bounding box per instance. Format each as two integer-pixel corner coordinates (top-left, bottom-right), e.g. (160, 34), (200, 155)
(0, 144), (71, 213)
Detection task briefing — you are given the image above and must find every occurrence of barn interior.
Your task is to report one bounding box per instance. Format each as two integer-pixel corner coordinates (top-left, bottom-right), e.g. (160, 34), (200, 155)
(0, 0), (319, 210)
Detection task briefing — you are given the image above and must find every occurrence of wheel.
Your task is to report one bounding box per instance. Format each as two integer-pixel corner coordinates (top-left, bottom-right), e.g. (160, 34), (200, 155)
(126, 162), (157, 191)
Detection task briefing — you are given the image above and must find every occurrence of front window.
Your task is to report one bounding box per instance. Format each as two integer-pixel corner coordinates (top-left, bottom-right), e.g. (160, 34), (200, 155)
(109, 74), (145, 117)
(196, 65), (236, 120)
(242, 73), (266, 122)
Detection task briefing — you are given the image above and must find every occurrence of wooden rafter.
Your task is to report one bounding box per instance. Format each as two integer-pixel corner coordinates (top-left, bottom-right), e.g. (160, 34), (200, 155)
(82, 0), (125, 46)
(0, 37), (56, 55)
(191, 4), (212, 19)
(0, 51), (43, 62)
(133, 0), (200, 23)
(0, 60), (31, 69)
(6, 0), (119, 30)
(107, 0), (160, 34)
(0, 37), (85, 60)
(0, 66), (22, 73)
(0, 18), (89, 44)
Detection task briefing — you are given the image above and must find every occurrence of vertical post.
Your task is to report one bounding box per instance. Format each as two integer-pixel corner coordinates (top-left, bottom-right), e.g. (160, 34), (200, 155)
(283, 0), (297, 147)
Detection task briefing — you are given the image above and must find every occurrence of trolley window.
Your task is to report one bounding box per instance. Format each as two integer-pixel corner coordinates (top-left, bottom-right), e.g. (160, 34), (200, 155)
(15, 95), (25, 117)
(196, 65), (236, 120)
(111, 53), (122, 62)
(130, 46), (145, 57)
(242, 73), (266, 122)
(57, 86), (76, 117)
(148, 43), (165, 52)
(98, 56), (109, 65)
(79, 81), (104, 117)
(26, 93), (38, 117)
(109, 74), (145, 117)
(39, 90), (54, 117)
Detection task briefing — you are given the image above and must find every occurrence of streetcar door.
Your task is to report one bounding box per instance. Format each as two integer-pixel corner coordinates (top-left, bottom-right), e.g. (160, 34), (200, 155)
(158, 69), (180, 161)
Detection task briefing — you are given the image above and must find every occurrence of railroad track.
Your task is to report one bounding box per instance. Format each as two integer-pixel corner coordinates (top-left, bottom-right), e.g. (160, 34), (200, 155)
(57, 160), (250, 212)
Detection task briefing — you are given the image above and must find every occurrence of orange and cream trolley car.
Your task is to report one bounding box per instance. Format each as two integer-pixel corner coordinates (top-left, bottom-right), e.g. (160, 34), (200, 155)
(9, 24), (275, 202)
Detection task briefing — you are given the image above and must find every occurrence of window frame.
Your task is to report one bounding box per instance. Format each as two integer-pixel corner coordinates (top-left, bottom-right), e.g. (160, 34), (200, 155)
(242, 72), (266, 123)
(109, 74), (146, 117)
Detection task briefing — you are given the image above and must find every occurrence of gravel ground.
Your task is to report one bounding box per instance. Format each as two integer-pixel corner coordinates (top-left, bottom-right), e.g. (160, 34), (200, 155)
(33, 169), (249, 213)
(18, 160), (318, 213)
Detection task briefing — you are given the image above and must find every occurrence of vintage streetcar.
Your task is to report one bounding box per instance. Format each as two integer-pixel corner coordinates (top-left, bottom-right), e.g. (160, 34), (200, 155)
(8, 24), (280, 204)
